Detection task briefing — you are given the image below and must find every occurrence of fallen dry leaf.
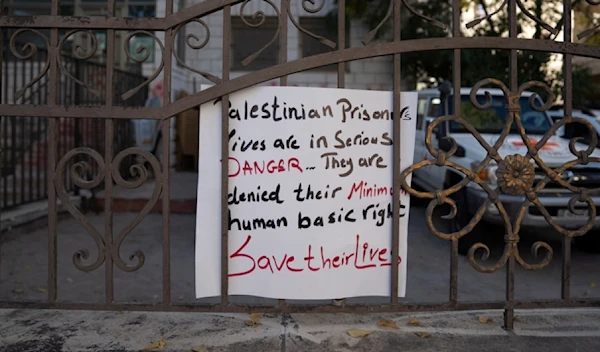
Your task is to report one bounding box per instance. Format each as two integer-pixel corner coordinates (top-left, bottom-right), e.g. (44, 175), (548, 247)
(347, 329), (373, 338)
(415, 332), (431, 339)
(25, 265), (32, 270)
(192, 345), (208, 352)
(142, 339), (166, 351)
(245, 312), (262, 327)
(12, 288), (24, 294)
(478, 316), (493, 324)
(377, 320), (399, 329)
(66, 277), (73, 283)
(408, 317), (421, 326)
(244, 320), (259, 327)
(591, 282), (597, 288)
(37, 287), (47, 293)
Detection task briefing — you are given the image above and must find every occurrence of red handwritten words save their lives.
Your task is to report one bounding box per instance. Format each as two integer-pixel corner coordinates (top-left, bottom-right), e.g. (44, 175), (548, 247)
(229, 234), (403, 277)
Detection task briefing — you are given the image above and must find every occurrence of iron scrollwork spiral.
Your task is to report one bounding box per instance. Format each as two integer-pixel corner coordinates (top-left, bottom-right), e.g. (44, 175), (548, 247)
(238, 0), (281, 67)
(56, 147), (163, 273)
(173, 19), (222, 84)
(9, 29), (51, 102)
(121, 30), (165, 101)
(361, 0), (448, 45)
(400, 78), (600, 274)
(466, 0), (558, 36)
(110, 148), (163, 272)
(288, 0), (337, 49)
(56, 148), (107, 272)
(58, 30), (102, 97)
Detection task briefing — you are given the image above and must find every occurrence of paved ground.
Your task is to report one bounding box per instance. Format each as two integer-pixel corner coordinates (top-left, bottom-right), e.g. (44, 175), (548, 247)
(2, 308), (600, 351)
(3, 198), (600, 350)
(1, 199), (600, 304)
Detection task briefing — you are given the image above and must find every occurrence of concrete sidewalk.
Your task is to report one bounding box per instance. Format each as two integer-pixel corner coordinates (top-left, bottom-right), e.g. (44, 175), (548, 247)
(2, 308), (600, 351)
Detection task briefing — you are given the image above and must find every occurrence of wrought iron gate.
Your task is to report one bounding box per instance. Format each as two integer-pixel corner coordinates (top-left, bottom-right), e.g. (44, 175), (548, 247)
(1, 0), (600, 330)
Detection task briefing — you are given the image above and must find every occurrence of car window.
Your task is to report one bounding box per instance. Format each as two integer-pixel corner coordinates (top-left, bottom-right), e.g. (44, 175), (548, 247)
(446, 94), (552, 135)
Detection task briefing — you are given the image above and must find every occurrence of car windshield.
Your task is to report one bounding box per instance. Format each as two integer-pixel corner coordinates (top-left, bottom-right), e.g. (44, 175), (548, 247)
(432, 94), (552, 135)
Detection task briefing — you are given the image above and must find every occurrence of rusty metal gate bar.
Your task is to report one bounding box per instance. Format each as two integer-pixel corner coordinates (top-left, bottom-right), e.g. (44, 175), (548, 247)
(561, 0), (573, 304)
(105, 0), (116, 306)
(1, 0), (600, 331)
(47, 0), (59, 304)
(391, 0), (403, 305)
(220, 3), (231, 308)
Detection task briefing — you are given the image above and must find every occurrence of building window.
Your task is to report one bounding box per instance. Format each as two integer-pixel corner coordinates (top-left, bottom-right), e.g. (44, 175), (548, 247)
(231, 16), (279, 71)
(299, 17), (349, 72)
(128, 4), (156, 18)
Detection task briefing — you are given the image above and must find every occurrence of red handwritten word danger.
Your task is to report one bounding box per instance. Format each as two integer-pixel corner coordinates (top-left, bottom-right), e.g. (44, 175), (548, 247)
(228, 157), (303, 177)
(228, 234), (402, 277)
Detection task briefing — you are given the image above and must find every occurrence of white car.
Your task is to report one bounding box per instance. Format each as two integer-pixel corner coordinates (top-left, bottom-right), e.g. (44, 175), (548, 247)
(411, 86), (600, 255)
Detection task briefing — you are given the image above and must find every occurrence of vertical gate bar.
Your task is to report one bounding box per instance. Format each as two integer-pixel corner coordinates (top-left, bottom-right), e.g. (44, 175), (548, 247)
(37, 52), (43, 200)
(162, 0), (174, 306)
(337, 0), (345, 89)
(20, 106), (24, 204)
(0, 31), (9, 207)
(561, 0), (572, 301)
(43, 115), (47, 198)
(104, 0), (116, 305)
(221, 4), (232, 307)
(37, 110), (42, 199)
(1, 115), (4, 208)
(47, 0), (60, 303)
(1, 27), (4, 209)
(11, 51), (16, 206)
(504, 0), (518, 331)
(29, 96), (33, 202)
(279, 0), (288, 87)
(3, 55), (8, 205)
(104, 119), (114, 303)
(1, 111), (4, 207)
(0, 4), (3, 271)
(26, 57), (32, 202)
(390, 0), (401, 306)
(278, 0), (289, 309)
(95, 116), (100, 175)
(72, 59), (80, 196)
(450, 23), (459, 305)
(450, 0), (461, 307)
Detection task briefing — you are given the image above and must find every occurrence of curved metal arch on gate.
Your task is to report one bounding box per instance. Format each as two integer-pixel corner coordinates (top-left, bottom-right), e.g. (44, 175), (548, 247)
(1, 0), (600, 330)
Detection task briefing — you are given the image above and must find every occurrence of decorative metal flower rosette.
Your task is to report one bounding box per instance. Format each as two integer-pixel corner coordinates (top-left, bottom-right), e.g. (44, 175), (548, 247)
(399, 78), (600, 273)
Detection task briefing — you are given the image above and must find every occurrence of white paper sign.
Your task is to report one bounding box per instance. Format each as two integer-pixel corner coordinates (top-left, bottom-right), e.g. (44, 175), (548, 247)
(195, 86), (417, 300)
